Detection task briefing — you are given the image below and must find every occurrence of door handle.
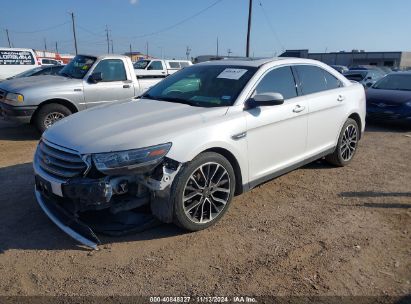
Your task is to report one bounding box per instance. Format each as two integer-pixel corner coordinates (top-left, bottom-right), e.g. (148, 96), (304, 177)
(292, 105), (305, 113)
(123, 84), (131, 88)
(337, 95), (345, 102)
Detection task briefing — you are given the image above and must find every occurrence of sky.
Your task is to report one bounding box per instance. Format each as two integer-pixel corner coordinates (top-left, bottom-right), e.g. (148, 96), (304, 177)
(1, 0), (411, 59)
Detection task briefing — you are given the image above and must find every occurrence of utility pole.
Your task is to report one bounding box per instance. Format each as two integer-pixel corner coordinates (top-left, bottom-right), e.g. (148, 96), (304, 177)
(55, 41), (58, 53)
(146, 41), (149, 58)
(246, 0), (253, 57)
(129, 44), (132, 58)
(44, 38), (47, 51)
(105, 25), (110, 54)
(70, 12), (78, 55)
(227, 49), (232, 57)
(216, 37), (219, 57)
(186, 46), (191, 60)
(5, 29), (11, 48)
(111, 39), (114, 54)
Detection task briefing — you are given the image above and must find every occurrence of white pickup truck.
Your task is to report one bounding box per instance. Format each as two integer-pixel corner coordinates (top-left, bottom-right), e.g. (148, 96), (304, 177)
(134, 59), (192, 78)
(0, 54), (162, 132)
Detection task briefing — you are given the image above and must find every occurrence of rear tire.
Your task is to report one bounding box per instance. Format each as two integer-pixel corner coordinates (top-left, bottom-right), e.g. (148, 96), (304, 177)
(34, 104), (72, 133)
(172, 152), (236, 231)
(325, 118), (359, 167)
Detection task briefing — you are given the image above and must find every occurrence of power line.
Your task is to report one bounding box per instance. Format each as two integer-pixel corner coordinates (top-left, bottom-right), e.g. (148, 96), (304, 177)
(6, 21), (70, 34)
(258, 0), (284, 53)
(130, 0), (224, 39)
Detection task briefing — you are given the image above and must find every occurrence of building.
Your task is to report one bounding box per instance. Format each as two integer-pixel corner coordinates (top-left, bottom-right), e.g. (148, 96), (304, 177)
(280, 49), (411, 69)
(123, 51), (153, 62)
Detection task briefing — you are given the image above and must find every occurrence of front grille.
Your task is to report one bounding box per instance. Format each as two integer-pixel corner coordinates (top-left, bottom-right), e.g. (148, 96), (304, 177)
(369, 102), (400, 108)
(36, 140), (87, 179)
(0, 89), (6, 101)
(367, 112), (400, 120)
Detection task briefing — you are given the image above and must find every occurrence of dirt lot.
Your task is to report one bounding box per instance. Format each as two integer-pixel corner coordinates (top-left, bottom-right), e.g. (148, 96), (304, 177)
(0, 119), (410, 298)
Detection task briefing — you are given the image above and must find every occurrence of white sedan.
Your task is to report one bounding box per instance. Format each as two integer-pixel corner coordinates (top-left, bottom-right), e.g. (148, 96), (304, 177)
(33, 57), (365, 249)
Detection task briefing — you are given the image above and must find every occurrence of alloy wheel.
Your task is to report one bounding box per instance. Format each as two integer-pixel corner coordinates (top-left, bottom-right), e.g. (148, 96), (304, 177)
(340, 124), (358, 161)
(183, 162), (231, 224)
(44, 112), (65, 128)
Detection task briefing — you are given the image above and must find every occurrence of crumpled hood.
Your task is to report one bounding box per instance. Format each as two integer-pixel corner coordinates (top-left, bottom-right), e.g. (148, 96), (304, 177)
(43, 99), (228, 154)
(0, 75), (82, 93)
(366, 88), (411, 105)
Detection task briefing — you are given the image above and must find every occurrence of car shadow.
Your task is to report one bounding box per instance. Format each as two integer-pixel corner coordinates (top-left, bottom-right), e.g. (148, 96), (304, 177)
(365, 121), (411, 133)
(0, 120), (40, 141)
(0, 162), (185, 253)
(339, 191), (411, 209)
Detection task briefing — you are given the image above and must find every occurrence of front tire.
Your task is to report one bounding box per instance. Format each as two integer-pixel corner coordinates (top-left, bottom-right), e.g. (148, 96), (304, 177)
(34, 103), (72, 133)
(172, 152), (236, 231)
(325, 118), (359, 167)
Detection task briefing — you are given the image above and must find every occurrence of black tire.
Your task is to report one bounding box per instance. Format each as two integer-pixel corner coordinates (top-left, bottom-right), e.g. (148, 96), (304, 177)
(172, 152), (236, 231)
(34, 103), (72, 133)
(325, 118), (359, 167)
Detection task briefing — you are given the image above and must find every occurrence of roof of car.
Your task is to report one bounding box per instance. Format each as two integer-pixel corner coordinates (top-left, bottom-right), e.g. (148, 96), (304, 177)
(197, 57), (320, 67)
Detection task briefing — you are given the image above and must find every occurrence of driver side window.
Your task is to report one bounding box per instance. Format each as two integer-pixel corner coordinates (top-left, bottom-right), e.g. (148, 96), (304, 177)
(92, 59), (127, 82)
(255, 66), (298, 100)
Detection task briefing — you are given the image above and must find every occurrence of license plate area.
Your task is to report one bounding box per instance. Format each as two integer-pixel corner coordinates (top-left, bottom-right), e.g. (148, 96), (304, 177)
(35, 175), (53, 197)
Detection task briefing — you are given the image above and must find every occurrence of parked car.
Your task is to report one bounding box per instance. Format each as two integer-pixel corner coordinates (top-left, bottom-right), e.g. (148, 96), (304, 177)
(134, 59), (192, 78)
(330, 65), (348, 74)
(343, 70), (384, 88)
(5, 65), (64, 80)
(0, 54), (163, 132)
(38, 58), (61, 66)
(0, 48), (40, 80)
(366, 72), (411, 125)
(32, 58), (366, 249)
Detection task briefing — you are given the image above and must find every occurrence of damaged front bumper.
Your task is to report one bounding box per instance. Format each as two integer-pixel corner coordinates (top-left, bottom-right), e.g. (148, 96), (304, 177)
(33, 152), (182, 250)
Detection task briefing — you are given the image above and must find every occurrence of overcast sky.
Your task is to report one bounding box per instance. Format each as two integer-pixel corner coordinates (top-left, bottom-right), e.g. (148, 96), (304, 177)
(1, 0), (410, 59)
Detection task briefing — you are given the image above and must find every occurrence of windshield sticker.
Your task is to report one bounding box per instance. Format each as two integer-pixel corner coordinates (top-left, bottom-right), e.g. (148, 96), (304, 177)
(217, 68), (248, 80)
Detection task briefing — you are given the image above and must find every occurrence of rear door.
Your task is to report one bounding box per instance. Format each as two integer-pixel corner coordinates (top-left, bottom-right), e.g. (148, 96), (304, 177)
(83, 58), (134, 108)
(246, 65), (308, 184)
(293, 65), (347, 156)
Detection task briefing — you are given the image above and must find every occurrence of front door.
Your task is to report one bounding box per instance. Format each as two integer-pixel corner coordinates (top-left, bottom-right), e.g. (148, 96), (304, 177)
(245, 66), (308, 185)
(83, 58), (134, 108)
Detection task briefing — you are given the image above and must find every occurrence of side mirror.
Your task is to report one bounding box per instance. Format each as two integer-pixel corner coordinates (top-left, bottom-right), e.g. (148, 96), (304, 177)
(88, 72), (103, 83)
(246, 92), (284, 109)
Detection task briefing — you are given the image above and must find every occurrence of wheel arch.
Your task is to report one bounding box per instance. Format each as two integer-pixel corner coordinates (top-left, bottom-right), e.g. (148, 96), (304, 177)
(31, 98), (79, 123)
(203, 147), (244, 196)
(348, 112), (362, 139)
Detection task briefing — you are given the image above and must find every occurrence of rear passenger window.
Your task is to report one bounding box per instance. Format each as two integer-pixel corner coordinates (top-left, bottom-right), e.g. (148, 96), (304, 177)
(148, 61), (164, 70)
(323, 70), (343, 90)
(169, 62), (180, 69)
(179, 62), (190, 67)
(255, 66), (297, 99)
(92, 59), (127, 82)
(295, 65), (327, 95)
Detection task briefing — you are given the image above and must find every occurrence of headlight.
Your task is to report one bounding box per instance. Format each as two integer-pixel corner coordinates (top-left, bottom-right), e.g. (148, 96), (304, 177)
(406, 101), (411, 107)
(6, 93), (24, 103)
(92, 143), (172, 175)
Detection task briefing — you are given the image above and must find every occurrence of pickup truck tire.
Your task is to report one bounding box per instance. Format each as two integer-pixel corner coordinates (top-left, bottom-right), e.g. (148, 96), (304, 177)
(172, 152), (236, 231)
(325, 118), (359, 167)
(34, 104), (72, 133)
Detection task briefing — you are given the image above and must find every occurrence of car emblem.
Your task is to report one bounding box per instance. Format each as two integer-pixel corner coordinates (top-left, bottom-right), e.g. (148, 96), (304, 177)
(43, 156), (51, 165)
(377, 103), (386, 108)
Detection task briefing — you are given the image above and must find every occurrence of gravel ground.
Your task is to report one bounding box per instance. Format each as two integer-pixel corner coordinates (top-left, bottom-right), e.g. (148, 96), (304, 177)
(0, 119), (410, 297)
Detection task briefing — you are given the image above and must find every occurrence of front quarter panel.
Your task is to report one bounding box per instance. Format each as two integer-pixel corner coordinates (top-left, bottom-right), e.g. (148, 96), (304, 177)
(165, 110), (249, 186)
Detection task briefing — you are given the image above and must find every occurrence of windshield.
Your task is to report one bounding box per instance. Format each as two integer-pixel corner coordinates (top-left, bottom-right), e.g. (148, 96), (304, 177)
(344, 71), (367, 82)
(372, 74), (411, 91)
(134, 60), (150, 69)
(59, 55), (96, 79)
(142, 65), (257, 107)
